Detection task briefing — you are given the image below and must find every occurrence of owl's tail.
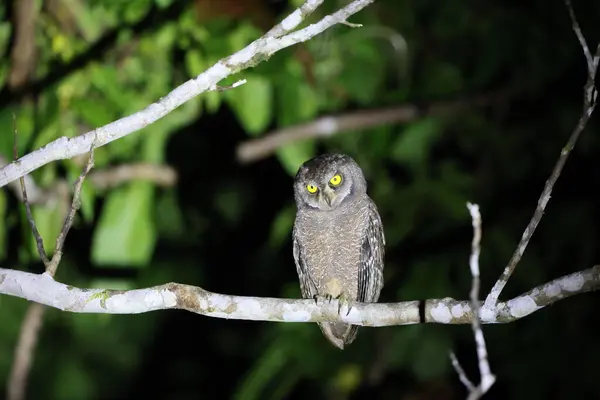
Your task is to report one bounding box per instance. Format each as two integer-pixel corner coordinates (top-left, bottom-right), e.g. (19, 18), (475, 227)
(318, 323), (359, 350)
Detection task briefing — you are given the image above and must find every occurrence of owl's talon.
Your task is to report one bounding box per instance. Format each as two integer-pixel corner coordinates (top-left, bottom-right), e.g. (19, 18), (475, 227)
(335, 294), (353, 318)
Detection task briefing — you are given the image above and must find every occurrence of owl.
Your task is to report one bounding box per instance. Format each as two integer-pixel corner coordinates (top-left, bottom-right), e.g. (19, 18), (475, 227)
(292, 153), (385, 349)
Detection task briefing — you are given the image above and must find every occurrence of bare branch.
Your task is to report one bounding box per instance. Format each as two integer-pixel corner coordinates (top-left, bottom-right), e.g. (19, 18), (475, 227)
(88, 163), (177, 190)
(236, 90), (510, 163)
(46, 150), (95, 277)
(1, 156), (177, 202)
(452, 204), (495, 400)
(8, 0), (38, 90)
(13, 116), (49, 265)
(0, 266), (598, 324)
(0, 0), (376, 189)
(6, 303), (45, 400)
(565, 0), (593, 74)
(485, 5), (599, 307)
(216, 79), (247, 92)
(450, 352), (475, 393)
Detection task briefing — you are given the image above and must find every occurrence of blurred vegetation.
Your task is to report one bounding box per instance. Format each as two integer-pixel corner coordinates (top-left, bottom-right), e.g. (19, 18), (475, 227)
(1, 0), (600, 399)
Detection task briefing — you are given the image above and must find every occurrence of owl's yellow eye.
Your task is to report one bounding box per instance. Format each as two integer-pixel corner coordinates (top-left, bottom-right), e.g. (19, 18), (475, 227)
(329, 174), (343, 186)
(306, 184), (318, 194)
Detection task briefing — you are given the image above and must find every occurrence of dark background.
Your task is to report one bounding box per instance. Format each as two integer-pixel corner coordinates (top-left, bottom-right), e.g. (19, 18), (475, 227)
(1, 0), (600, 399)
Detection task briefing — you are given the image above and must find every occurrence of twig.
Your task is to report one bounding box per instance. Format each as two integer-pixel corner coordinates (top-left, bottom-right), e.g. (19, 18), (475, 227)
(12, 115), (48, 264)
(216, 79), (247, 92)
(46, 149), (95, 277)
(451, 203), (495, 400)
(485, 2), (600, 307)
(340, 20), (363, 28)
(565, 0), (593, 73)
(0, 0), (376, 188)
(1, 265), (599, 323)
(449, 352), (475, 392)
(236, 90), (511, 163)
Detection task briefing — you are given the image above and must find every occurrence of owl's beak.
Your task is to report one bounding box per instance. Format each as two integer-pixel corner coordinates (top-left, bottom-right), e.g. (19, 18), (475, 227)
(322, 188), (336, 207)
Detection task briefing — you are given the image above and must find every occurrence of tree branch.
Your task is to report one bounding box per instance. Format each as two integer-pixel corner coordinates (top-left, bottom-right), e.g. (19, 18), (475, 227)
(0, 0), (375, 189)
(88, 163), (177, 190)
(485, 1), (599, 307)
(0, 266), (597, 324)
(0, 154), (177, 203)
(236, 90), (510, 164)
(451, 204), (495, 400)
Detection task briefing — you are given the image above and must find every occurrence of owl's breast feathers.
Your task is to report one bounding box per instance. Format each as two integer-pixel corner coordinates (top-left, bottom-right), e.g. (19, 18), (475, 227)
(294, 196), (370, 299)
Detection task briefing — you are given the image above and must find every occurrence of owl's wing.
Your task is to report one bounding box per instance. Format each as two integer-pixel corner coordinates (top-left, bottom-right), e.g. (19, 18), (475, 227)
(358, 199), (386, 303)
(292, 226), (318, 299)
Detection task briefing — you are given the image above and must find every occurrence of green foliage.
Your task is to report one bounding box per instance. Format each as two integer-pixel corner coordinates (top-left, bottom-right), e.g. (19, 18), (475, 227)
(391, 117), (442, 172)
(91, 182), (156, 266)
(226, 74), (274, 135)
(1, 0), (600, 399)
(0, 191), (6, 260)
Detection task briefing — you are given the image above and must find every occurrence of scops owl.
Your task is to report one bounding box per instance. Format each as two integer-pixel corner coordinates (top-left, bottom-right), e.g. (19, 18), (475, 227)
(292, 153), (385, 349)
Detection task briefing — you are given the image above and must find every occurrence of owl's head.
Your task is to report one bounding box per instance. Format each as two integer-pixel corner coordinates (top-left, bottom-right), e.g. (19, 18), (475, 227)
(293, 153), (367, 211)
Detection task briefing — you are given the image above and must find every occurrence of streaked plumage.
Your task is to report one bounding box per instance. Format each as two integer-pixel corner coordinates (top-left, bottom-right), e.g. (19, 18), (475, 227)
(292, 153), (385, 349)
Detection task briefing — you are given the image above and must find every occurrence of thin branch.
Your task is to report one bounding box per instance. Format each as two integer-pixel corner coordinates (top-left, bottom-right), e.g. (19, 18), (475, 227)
(485, 4), (600, 307)
(46, 149), (95, 277)
(6, 303), (45, 400)
(0, 0), (376, 189)
(0, 155), (177, 202)
(450, 352), (475, 393)
(452, 204), (495, 400)
(565, 0), (593, 74)
(236, 90), (511, 163)
(8, 0), (38, 90)
(88, 163), (177, 190)
(0, 266), (598, 323)
(12, 115), (49, 265)
(216, 79), (247, 92)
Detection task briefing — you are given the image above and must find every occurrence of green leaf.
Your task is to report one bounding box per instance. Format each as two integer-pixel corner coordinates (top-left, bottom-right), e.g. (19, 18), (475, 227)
(234, 341), (288, 400)
(267, 204), (295, 249)
(0, 105), (35, 158)
(185, 49), (206, 78)
(277, 65), (320, 127)
(91, 182), (156, 267)
(54, 355), (95, 399)
(0, 191), (6, 260)
(156, 190), (184, 239)
(79, 180), (96, 223)
(71, 97), (117, 128)
(391, 118), (442, 171)
(204, 90), (222, 114)
(411, 330), (451, 380)
(276, 141), (316, 176)
(420, 62), (464, 97)
(226, 75), (273, 135)
(29, 202), (66, 257)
